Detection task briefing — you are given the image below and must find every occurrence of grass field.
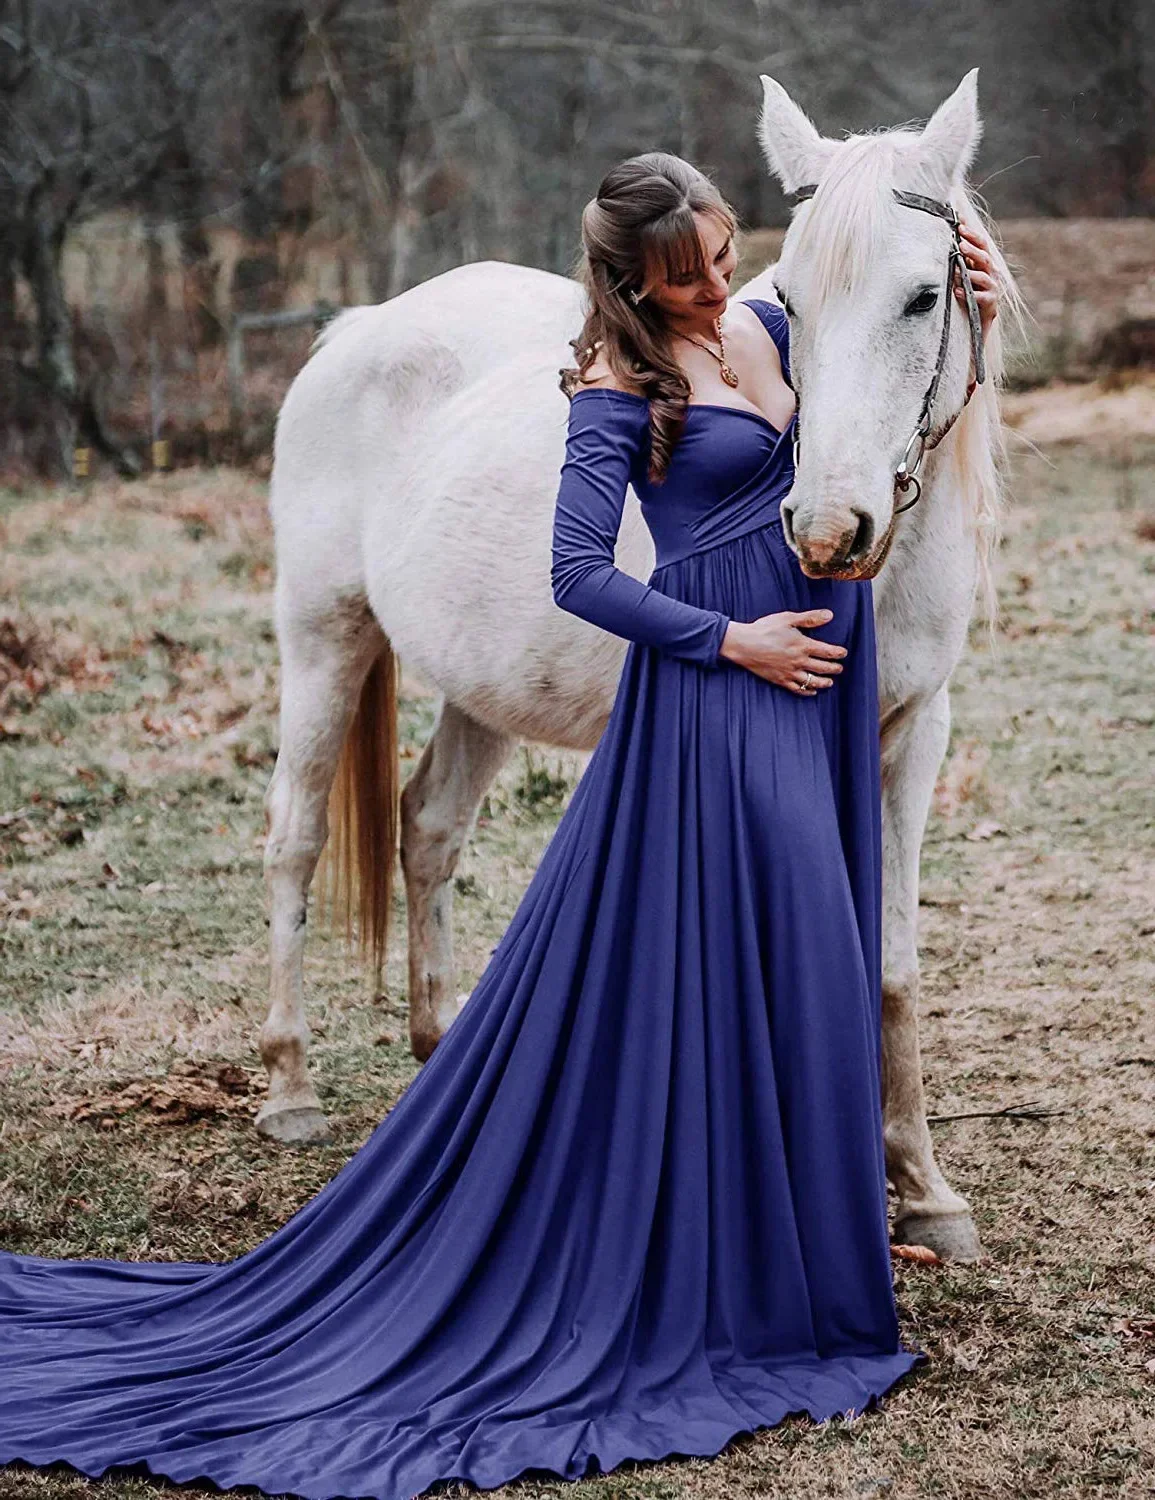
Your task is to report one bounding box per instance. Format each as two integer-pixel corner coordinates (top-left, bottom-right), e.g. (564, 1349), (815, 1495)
(1, 392), (1153, 1499)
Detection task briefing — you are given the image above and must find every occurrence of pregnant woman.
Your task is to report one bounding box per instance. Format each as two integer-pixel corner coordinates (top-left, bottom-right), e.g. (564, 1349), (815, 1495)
(0, 152), (999, 1500)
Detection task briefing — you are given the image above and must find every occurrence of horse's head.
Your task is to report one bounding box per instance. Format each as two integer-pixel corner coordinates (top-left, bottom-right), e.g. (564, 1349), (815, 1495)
(757, 69), (996, 580)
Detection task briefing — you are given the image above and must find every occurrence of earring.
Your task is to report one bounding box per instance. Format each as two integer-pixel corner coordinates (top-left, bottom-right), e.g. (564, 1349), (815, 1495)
(629, 288), (643, 305)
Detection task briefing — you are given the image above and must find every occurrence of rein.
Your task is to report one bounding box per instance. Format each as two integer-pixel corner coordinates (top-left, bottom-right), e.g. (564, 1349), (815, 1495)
(788, 183), (986, 514)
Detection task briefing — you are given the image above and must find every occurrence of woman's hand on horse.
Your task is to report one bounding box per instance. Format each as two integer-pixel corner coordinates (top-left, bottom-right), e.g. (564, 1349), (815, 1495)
(956, 220), (1000, 341)
(719, 609), (847, 694)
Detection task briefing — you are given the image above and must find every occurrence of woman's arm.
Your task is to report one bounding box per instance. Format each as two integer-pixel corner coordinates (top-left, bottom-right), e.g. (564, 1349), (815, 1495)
(550, 394), (731, 667)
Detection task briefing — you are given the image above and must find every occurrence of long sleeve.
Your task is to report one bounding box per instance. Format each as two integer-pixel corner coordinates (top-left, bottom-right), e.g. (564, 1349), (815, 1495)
(550, 394), (731, 668)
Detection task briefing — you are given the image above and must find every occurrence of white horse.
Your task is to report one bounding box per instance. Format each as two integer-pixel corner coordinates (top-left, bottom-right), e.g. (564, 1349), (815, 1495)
(259, 70), (1017, 1263)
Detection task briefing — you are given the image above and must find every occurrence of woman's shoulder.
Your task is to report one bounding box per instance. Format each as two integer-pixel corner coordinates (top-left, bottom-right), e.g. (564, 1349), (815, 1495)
(733, 295), (791, 380)
(734, 295), (788, 339)
(570, 341), (647, 397)
(566, 344), (649, 441)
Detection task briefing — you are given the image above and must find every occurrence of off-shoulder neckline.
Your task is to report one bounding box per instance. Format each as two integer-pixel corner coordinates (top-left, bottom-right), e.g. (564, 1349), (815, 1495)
(570, 388), (786, 439)
(568, 298), (792, 438)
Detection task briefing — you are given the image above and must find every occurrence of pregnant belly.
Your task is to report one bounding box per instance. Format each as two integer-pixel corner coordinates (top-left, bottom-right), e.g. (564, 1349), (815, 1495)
(648, 521), (868, 655)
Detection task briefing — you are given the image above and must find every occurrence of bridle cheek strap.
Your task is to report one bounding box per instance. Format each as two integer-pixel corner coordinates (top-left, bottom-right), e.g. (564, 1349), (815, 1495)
(788, 183), (987, 515)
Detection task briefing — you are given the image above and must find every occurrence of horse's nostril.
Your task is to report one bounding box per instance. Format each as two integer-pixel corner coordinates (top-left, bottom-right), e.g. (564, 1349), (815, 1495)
(780, 503), (795, 543)
(850, 508), (874, 558)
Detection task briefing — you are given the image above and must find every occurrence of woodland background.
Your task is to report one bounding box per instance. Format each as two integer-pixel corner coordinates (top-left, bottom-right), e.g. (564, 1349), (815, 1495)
(1, 0), (1154, 479)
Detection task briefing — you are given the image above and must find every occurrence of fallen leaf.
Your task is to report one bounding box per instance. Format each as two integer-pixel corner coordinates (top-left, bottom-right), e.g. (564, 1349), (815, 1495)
(1114, 1317), (1155, 1343)
(890, 1243), (944, 1266)
(46, 1060), (259, 1127)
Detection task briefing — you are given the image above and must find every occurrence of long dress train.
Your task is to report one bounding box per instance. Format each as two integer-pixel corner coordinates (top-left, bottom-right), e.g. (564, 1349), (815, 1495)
(0, 297), (926, 1500)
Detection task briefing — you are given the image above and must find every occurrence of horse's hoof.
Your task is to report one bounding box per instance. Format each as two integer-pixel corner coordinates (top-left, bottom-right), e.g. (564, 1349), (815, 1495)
(255, 1106), (332, 1146)
(410, 1029), (441, 1063)
(410, 1004), (463, 1063)
(893, 1211), (983, 1263)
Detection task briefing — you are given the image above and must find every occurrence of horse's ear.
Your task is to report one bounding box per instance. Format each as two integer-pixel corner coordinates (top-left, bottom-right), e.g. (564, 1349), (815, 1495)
(918, 68), (983, 189)
(757, 75), (837, 195)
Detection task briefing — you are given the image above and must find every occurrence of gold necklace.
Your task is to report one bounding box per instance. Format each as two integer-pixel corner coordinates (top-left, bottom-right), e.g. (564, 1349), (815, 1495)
(672, 316), (740, 388)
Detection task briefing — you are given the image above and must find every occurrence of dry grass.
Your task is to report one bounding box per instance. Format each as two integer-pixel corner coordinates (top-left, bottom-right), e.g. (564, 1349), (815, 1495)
(1, 404), (1153, 1498)
(1003, 373), (1155, 448)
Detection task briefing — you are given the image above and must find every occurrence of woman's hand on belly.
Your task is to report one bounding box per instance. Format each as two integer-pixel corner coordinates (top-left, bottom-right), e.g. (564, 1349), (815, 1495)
(718, 609), (848, 696)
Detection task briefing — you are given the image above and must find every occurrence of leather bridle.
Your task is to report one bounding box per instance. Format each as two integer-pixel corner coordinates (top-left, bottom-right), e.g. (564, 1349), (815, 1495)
(787, 183), (986, 513)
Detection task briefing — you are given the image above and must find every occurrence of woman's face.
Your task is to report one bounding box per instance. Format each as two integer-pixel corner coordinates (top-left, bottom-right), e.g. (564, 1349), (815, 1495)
(642, 211), (736, 324)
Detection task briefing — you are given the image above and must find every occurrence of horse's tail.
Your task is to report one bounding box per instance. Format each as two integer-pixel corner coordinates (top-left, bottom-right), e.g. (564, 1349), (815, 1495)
(317, 646), (400, 988)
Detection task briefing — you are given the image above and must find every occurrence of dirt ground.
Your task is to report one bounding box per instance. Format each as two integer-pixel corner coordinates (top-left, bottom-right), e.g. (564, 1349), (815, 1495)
(0, 380), (1152, 1499)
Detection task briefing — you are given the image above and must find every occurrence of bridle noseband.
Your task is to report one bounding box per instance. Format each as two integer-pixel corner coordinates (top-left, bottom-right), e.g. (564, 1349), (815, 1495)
(787, 183), (986, 514)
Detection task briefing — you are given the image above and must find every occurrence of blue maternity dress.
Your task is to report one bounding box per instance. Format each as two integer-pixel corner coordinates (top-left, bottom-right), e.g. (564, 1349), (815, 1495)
(0, 298), (925, 1500)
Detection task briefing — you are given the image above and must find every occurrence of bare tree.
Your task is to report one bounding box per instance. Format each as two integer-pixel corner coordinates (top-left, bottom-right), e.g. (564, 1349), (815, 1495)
(1, 0), (1151, 474)
(0, 0), (186, 473)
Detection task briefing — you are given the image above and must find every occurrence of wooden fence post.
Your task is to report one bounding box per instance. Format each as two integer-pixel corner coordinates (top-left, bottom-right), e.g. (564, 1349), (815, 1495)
(227, 302), (339, 440)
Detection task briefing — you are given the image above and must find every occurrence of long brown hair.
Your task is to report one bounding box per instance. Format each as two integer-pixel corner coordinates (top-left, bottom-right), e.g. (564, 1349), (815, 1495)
(559, 152), (739, 482)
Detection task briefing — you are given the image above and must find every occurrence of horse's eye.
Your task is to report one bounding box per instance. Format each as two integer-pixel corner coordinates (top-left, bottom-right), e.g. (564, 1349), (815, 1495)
(904, 289), (938, 316)
(777, 292), (796, 319)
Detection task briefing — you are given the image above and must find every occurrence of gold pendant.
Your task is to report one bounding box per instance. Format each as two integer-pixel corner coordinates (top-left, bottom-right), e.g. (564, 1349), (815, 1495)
(720, 364), (740, 388)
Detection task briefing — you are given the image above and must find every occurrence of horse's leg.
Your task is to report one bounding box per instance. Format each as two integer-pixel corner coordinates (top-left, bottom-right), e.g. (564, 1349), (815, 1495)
(257, 600), (385, 1144)
(400, 701), (516, 1061)
(881, 685), (983, 1261)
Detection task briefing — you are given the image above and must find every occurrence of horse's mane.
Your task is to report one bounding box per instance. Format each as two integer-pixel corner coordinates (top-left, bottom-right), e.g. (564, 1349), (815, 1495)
(785, 129), (1029, 639)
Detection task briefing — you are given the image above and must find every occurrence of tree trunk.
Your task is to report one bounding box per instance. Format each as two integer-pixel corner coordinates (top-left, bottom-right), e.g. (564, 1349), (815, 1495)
(22, 182), (142, 481)
(22, 190), (78, 480)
